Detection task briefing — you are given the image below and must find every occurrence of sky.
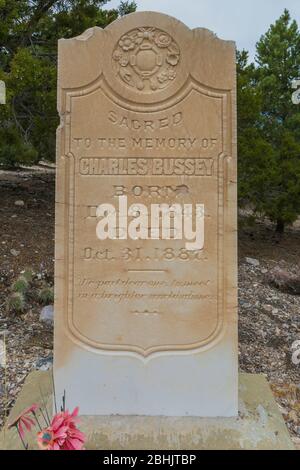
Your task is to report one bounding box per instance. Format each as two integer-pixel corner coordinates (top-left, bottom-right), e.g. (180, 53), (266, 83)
(105, 0), (300, 61)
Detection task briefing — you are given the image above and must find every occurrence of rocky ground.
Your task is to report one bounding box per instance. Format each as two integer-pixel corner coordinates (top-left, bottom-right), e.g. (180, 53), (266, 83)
(238, 236), (300, 445)
(0, 168), (299, 447)
(0, 167), (55, 431)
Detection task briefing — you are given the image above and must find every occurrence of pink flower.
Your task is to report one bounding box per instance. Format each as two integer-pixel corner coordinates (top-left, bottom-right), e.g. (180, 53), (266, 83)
(8, 404), (39, 440)
(37, 407), (86, 450)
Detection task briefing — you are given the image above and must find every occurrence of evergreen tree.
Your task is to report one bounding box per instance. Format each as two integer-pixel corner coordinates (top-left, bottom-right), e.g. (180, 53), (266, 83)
(0, 0), (136, 167)
(255, 9), (300, 232)
(237, 50), (277, 218)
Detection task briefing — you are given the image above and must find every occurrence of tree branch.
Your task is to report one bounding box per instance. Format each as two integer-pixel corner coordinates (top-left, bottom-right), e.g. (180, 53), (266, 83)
(21, 0), (58, 46)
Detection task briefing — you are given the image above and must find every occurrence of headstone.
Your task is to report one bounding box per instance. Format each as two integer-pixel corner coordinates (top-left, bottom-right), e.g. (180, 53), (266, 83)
(54, 12), (237, 416)
(0, 80), (5, 105)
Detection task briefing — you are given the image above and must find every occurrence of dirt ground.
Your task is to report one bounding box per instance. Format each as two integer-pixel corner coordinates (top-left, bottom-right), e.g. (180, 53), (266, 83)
(0, 167), (55, 431)
(0, 168), (299, 446)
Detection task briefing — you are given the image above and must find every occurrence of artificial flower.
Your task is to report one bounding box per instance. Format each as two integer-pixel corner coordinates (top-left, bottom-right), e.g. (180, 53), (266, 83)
(37, 407), (85, 450)
(8, 404), (39, 440)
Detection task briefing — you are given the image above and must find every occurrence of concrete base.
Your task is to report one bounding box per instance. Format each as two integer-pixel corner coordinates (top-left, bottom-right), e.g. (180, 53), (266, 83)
(0, 371), (294, 450)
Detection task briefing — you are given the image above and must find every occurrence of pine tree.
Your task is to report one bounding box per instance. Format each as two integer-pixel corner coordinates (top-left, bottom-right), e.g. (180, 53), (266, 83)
(237, 50), (276, 218)
(0, 1), (137, 167)
(255, 9), (300, 232)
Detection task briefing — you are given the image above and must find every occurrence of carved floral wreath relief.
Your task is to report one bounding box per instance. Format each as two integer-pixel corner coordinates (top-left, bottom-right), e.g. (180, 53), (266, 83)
(112, 27), (181, 92)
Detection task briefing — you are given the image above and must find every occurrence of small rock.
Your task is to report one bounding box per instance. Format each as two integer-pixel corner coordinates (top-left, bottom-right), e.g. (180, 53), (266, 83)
(14, 200), (24, 206)
(266, 267), (300, 295)
(10, 249), (20, 257)
(39, 305), (54, 325)
(245, 257), (260, 267)
(0, 340), (6, 368)
(263, 304), (272, 313)
(35, 356), (53, 371)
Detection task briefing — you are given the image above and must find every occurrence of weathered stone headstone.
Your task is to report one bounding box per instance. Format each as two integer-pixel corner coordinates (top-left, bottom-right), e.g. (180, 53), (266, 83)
(54, 12), (237, 416)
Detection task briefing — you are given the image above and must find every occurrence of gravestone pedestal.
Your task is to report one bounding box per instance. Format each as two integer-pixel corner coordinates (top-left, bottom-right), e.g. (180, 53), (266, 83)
(0, 371), (294, 450)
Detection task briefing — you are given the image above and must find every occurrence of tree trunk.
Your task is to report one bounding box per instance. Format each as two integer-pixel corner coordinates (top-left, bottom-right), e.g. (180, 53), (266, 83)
(276, 218), (285, 234)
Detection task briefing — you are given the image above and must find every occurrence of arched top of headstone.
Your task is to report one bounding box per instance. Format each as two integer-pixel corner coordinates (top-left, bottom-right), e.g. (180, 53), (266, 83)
(58, 10), (236, 105)
(72, 11), (231, 44)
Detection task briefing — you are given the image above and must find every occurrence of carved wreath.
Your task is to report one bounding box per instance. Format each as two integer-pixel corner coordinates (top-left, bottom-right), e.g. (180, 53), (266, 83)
(112, 27), (181, 92)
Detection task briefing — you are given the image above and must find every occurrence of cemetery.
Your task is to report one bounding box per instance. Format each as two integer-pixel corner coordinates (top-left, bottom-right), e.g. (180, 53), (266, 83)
(0, 0), (300, 453)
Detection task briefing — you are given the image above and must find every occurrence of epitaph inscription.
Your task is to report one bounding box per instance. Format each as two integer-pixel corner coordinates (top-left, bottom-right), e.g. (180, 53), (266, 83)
(60, 85), (226, 356)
